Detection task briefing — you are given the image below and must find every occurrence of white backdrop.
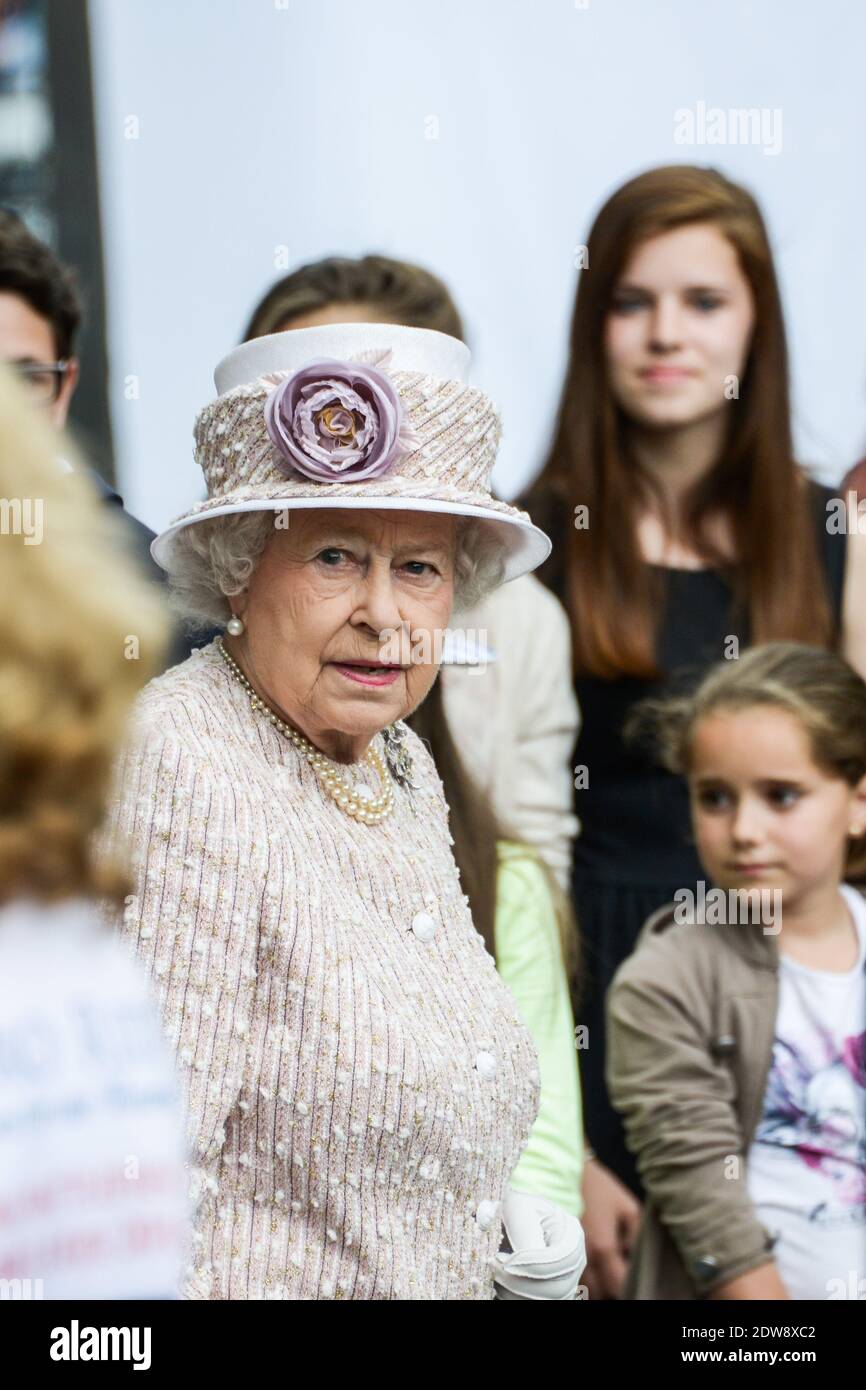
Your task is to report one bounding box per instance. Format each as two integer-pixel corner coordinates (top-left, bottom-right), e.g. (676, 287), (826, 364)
(87, 0), (866, 533)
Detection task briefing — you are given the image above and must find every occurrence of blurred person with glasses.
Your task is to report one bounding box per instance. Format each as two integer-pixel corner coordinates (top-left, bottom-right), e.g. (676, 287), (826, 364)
(13, 355), (72, 405)
(0, 208), (212, 663)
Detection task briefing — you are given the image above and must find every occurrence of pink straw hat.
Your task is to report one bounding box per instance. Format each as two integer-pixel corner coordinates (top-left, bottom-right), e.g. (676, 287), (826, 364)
(151, 322), (550, 584)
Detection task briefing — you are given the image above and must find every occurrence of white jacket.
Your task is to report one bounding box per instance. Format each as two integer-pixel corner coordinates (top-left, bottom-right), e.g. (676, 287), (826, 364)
(0, 897), (189, 1298)
(441, 574), (580, 892)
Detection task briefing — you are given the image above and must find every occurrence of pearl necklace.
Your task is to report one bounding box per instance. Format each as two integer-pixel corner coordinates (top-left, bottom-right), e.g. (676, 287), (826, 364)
(217, 638), (395, 825)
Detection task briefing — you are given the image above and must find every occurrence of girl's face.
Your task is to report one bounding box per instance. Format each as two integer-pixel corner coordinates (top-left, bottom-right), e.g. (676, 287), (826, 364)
(603, 222), (756, 431)
(688, 705), (866, 906)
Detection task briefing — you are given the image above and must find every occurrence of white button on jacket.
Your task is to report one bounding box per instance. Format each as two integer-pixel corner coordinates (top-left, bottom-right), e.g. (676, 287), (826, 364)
(475, 1199), (499, 1231)
(411, 911), (436, 942)
(475, 1050), (497, 1079)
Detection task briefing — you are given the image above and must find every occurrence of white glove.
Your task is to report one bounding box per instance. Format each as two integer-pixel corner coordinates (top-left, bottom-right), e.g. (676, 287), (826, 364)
(492, 1188), (587, 1300)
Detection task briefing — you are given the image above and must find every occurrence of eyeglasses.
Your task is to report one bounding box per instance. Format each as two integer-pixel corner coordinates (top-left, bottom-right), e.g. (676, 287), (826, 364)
(11, 360), (70, 403)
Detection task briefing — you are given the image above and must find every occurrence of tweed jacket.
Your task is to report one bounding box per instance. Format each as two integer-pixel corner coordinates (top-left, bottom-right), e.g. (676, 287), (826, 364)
(105, 640), (540, 1300)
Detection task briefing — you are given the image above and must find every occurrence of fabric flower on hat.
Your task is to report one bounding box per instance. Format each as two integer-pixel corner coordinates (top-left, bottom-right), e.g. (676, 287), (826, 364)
(263, 355), (418, 483)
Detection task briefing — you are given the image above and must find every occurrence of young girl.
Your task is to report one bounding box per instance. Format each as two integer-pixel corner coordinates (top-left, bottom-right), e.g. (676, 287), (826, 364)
(607, 642), (866, 1299)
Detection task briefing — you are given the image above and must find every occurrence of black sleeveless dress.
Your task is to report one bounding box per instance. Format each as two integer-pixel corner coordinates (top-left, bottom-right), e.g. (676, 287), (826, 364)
(540, 482), (846, 1196)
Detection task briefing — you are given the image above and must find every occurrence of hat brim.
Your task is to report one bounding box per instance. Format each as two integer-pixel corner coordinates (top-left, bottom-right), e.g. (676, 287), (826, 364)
(151, 494), (551, 585)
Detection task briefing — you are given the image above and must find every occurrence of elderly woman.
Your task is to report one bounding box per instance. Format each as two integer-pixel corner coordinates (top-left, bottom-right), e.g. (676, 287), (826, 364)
(106, 323), (582, 1300)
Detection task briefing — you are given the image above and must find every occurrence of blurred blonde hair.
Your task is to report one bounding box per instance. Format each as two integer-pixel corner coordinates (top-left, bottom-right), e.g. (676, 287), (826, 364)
(0, 366), (170, 906)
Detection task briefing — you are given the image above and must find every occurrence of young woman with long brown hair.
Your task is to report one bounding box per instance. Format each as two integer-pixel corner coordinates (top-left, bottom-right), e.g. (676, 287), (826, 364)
(521, 163), (866, 1296)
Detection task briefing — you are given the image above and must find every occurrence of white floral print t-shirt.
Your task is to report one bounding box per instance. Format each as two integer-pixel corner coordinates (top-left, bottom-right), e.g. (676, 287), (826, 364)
(746, 884), (866, 1301)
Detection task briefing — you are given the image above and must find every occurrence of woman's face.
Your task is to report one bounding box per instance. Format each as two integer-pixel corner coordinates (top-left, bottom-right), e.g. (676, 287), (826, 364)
(603, 222), (756, 432)
(227, 507), (457, 762)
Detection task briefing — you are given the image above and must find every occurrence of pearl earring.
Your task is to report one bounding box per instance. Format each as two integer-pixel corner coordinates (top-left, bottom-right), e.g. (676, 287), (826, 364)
(226, 615), (245, 636)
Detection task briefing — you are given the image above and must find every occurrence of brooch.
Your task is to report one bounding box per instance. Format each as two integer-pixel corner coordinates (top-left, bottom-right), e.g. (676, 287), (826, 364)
(381, 721), (417, 791)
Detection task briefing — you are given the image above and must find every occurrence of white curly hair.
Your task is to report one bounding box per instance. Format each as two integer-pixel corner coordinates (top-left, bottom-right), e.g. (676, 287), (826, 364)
(165, 509), (506, 632)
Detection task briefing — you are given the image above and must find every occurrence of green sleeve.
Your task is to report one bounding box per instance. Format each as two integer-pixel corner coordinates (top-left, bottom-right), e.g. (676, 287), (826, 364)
(494, 839), (584, 1216)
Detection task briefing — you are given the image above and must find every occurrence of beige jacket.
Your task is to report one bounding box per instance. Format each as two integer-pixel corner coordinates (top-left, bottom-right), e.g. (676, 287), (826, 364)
(105, 642), (541, 1300)
(440, 575), (579, 893)
(606, 901), (781, 1300)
